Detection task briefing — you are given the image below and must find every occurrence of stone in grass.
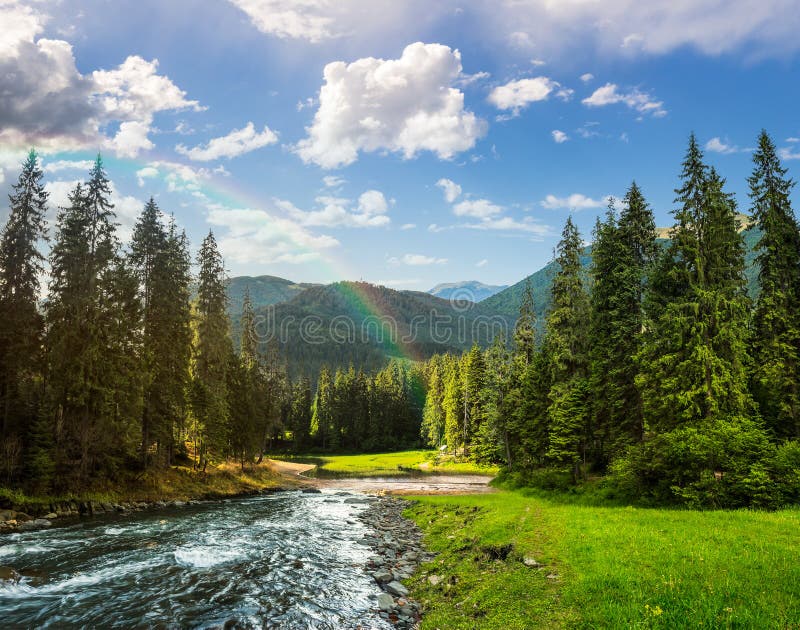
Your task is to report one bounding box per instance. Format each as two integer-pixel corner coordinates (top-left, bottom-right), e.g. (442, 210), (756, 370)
(385, 580), (409, 597)
(523, 555), (542, 568)
(377, 592), (395, 612)
(427, 574), (443, 586)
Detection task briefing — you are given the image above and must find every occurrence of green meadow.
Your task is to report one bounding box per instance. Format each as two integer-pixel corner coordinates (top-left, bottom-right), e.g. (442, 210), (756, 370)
(406, 490), (800, 629)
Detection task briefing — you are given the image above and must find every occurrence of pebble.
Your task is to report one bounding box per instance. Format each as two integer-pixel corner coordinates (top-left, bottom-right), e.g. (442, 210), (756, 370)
(358, 496), (435, 629)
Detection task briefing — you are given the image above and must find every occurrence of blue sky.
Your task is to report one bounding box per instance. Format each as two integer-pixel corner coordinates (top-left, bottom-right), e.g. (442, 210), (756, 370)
(1, 0), (799, 291)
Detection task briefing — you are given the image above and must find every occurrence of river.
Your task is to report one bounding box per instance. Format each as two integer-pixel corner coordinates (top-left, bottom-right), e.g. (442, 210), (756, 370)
(0, 490), (397, 629)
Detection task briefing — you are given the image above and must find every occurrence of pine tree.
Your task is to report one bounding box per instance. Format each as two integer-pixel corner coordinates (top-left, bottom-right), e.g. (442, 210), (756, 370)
(421, 355), (446, 448)
(442, 357), (464, 453)
(473, 335), (510, 464)
(545, 217), (590, 479)
(749, 130), (800, 440)
(130, 198), (167, 466)
(590, 187), (657, 464)
(46, 156), (124, 481)
(312, 366), (334, 449)
(0, 150), (49, 481)
(191, 231), (232, 469)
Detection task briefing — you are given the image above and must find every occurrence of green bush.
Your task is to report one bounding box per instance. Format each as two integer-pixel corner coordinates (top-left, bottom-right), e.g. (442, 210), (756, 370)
(608, 417), (783, 508)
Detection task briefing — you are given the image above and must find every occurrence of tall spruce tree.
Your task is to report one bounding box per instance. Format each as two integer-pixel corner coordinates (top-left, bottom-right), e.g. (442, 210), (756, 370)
(545, 217), (590, 479)
(191, 231), (232, 469)
(47, 156), (125, 480)
(749, 130), (800, 440)
(590, 187), (657, 464)
(0, 150), (49, 480)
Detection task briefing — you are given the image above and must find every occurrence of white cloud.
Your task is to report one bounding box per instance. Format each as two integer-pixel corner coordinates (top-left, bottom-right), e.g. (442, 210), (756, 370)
(552, 129), (569, 143)
(322, 175), (346, 188)
(357, 189), (388, 215)
(488, 77), (571, 115)
(436, 178), (462, 203)
(295, 42), (487, 168)
(705, 137), (748, 154)
(480, 1), (800, 59)
(582, 83), (666, 118)
(580, 73), (594, 83)
(779, 147), (800, 160)
(228, 0), (339, 42)
(43, 159), (94, 173)
(400, 223), (416, 230)
(0, 3), (201, 158)
(530, 58), (546, 66)
(112, 121), (154, 158)
(541, 193), (605, 210)
(786, 137), (799, 143)
(463, 216), (550, 238)
(208, 204), (339, 265)
(176, 122), (278, 161)
(453, 198), (503, 219)
(136, 166), (159, 187)
(476, 258), (488, 267)
(278, 191), (391, 228)
(388, 253), (448, 266)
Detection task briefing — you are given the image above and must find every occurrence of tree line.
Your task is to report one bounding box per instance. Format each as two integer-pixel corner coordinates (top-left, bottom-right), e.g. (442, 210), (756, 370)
(0, 153), (426, 492)
(418, 131), (799, 508)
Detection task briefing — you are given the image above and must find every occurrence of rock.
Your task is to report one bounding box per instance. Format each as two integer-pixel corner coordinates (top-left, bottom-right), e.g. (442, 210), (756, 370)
(523, 555), (542, 568)
(300, 488), (321, 494)
(344, 497), (370, 504)
(0, 510), (15, 521)
(377, 592), (395, 612)
(546, 573), (559, 580)
(385, 580), (409, 597)
(14, 512), (32, 522)
(44, 513), (58, 520)
(427, 574), (442, 586)
(372, 569), (392, 583)
(0, 566), (21, 583)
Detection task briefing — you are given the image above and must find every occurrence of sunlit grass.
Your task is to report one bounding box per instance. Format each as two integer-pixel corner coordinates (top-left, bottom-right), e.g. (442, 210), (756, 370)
(271, 450), (499, 477)
(406, 491), (800, 629)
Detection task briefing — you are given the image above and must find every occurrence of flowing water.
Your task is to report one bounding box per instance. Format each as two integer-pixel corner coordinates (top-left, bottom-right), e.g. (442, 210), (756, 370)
(0, 490), (395, 629)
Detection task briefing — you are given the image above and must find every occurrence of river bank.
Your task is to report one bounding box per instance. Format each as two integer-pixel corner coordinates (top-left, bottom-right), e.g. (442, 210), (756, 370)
(0, 461), (294, 534)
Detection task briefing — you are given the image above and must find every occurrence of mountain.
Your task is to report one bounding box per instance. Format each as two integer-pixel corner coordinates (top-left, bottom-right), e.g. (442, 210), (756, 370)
(226, 275), (320, 315)
(428, 280), (508, 302)
(245, 281), (514, 379)
(483, 225), (762, 320)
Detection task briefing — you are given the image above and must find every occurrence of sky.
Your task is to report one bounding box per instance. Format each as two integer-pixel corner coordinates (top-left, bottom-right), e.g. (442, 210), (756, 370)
(1, 0), (800, 291)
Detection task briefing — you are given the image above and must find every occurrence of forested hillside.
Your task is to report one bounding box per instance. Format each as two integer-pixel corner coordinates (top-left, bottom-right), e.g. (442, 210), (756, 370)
(226, 275), (320, 315)
(483, 222), (761, 318)
(428, 280), (508, 302)
(247, 281), (514, 380)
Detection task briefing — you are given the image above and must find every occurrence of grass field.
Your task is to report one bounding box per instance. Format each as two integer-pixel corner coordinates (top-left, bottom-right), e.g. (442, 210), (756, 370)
(406, 491), (800, 629)
(272, 450), (500, 477)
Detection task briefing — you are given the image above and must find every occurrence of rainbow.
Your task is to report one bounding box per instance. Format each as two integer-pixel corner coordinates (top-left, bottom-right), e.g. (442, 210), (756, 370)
(53, 152), (425, 364)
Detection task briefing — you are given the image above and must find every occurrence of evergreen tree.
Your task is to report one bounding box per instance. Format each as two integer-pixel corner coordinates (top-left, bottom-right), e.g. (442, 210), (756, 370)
(191, 231), (232, 469)
(312, 366), (334, 449)
(46, 156), (124, 481)
(545, 217), (590, 479)
(421, 355), (446, 448)
(590, 187), (657, 463)
(0, 150), (49, 480)
(749, 130), (800, 440)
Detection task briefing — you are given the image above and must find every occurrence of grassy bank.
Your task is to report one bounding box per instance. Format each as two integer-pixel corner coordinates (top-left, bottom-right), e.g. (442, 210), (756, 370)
(405, 491), (800, 629)
(270, 450), (499, 478)
(0, 461), (288, 516)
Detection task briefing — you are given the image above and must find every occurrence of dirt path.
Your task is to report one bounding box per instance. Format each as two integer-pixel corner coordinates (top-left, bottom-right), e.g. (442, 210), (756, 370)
(266, 459), (495, 495)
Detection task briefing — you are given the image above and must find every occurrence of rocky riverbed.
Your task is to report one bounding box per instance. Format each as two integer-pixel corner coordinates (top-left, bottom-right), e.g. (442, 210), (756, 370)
(358, 496), (433, 629)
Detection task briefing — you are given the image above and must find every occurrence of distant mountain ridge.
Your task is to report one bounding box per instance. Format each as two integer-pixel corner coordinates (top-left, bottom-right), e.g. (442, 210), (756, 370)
(226, 275), (321, 315)
(428, 280), (508, 302)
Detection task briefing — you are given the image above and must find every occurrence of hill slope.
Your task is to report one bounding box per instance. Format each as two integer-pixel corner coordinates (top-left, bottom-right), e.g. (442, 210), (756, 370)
(247, 281), (514, 379)
(226, 275), (320, 315)
(483, 226), (761, 319)
(428, 281), (508, 302)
